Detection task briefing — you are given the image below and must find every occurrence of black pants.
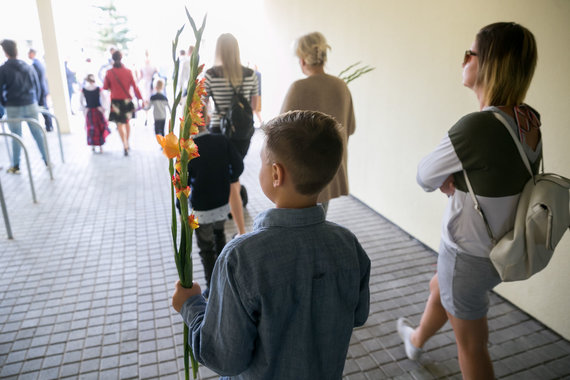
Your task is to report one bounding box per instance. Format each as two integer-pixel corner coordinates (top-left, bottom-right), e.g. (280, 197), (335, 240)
(195, 220), (226, 289)
(154, 119), (165, 136)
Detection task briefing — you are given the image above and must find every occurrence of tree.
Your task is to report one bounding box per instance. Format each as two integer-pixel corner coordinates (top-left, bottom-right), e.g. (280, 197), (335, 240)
(93, 1), (134, 53)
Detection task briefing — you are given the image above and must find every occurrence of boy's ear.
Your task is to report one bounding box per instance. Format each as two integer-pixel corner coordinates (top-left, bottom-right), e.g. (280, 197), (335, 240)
(271, 162), (285, 187)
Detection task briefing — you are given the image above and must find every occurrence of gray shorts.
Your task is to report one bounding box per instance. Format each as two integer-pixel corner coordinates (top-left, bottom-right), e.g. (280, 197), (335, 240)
(437, 242), (501, 320)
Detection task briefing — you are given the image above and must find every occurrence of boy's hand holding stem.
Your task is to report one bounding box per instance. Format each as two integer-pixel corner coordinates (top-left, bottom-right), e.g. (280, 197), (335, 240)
(173, 280), (202, 312)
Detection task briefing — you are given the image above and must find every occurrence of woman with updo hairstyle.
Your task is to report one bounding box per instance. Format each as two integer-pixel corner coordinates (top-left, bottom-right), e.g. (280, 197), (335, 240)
(281, 31), (356, 216)
(103, 50), (144, 156)
(398, 23), (541, 379)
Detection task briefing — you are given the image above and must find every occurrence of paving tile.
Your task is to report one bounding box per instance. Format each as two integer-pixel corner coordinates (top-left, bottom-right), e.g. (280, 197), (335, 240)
(119, 364), (138, 379)
(59, 362), (80, 377)
(26, 346), (47, 360)
(37, 366), (59, 379)
(18, 371), (40, 380)
(100, 355), (119, 370)
(99, 367), (119, 379)
(158, 360), (178, 377)
(0, 361), (22, 377)
(62, 350), (82, 364)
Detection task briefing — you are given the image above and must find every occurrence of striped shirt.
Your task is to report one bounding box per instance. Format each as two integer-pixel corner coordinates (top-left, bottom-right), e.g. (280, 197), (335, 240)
(204, 66), (259, 127)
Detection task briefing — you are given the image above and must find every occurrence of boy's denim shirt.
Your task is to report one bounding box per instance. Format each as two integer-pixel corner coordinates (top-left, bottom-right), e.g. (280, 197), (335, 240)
(180, 206), (371, 379)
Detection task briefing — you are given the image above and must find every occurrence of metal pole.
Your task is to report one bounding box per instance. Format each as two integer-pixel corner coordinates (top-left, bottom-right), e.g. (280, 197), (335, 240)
(0, 132), (38, 203)
(0, 118), (54, 180)
(0, 176), (14, 239)
(1, 121), (12, 163)
(38, 108), (65, 163)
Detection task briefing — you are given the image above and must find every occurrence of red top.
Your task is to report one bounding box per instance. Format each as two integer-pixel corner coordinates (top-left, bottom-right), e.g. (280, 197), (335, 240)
(103, 66), (143, 100)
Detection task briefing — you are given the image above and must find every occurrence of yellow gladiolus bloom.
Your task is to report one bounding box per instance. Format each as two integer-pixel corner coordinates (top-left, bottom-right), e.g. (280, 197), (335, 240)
(185, 139), (199, 160)
(176, 186), (190, 199)
(188, 214), (199, 229)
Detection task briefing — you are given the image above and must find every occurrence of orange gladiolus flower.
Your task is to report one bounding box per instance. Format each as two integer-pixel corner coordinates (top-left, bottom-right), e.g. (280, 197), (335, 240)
(176, 186), (190, 199)
(156, 133), (180, 159)
(172, 173), (181, 188)
(180, 138), (191, 150)
(175, 160), (182, 173)
(188, 214), (199, 229)
(186, 140), (200, 160)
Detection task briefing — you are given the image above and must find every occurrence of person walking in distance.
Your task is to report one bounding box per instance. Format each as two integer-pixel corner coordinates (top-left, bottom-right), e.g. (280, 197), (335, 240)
(0, 39), (48, 174)
(103, 50), (144, 156)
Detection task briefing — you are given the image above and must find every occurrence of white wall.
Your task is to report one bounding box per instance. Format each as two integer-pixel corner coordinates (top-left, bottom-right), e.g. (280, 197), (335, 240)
(261, 0), (570, 338)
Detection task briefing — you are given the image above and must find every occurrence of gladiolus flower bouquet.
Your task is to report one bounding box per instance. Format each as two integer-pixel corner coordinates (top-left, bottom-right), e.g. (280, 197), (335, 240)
(156, 8), (206, 380)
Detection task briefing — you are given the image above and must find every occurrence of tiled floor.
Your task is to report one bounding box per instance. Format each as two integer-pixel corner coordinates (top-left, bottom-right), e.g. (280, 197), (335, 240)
(0, 115), (569, 379)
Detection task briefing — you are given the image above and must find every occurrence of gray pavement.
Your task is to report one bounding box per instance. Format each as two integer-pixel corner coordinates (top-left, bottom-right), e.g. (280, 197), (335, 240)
(0, 115), (569, 379)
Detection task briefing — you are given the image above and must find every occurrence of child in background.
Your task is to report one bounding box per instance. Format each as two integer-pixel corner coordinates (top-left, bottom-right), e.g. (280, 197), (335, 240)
(186, 124), (244, 298)
(80, 74), (110, 153)
(172, 110), (371, 379)
(148, 79), (170, 136)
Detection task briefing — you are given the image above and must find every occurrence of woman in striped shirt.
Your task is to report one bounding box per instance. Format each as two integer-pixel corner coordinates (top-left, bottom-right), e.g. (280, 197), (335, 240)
(204, 34), (259, 236)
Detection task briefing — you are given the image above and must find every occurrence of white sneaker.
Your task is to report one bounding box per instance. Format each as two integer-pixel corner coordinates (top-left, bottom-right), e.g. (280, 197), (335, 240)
(397, 317), (422, 360)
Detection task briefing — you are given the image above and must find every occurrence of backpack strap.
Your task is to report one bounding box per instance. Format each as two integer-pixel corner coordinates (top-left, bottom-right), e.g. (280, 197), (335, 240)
(110, 69), (131, 99)
(493, 112), (534, 177)
(212, 83), (244, 115)
(462, 169), (497, 244)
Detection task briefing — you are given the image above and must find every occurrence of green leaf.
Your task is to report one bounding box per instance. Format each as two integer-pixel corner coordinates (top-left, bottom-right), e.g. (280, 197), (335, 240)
(178, 227), (187, 285)
(338, 61), (361, 77)
(185, 7), (198, 34)
(184, 326), (190, 380)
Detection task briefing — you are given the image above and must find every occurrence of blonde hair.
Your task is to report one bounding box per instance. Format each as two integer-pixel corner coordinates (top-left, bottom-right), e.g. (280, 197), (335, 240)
(215, 33), (243, 88)
(295, 32), (330, 66)
(475, 22), (537, 107)
(155, 79), (164, 92)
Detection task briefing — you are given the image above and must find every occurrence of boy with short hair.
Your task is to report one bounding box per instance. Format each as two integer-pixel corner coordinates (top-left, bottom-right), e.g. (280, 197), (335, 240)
(172, 110), (370, 379)
(148, 79), (170, 136)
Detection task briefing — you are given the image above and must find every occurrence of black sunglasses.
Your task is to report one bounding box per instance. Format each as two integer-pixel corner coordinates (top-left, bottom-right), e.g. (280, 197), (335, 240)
(463, 50), (478, 65)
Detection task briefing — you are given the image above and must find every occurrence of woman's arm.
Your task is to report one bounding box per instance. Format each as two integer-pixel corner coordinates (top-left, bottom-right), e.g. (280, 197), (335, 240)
(129, 70), (143, 100)
(250, 95), (259, 112)
(417, 134), (462, 193)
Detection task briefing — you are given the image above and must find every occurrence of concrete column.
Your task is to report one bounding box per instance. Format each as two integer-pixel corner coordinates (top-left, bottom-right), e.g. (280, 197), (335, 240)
(35, 0), (71, 133)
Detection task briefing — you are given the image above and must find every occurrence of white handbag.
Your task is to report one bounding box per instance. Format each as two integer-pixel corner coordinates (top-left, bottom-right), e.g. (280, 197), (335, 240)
(463, 113), (570, 282)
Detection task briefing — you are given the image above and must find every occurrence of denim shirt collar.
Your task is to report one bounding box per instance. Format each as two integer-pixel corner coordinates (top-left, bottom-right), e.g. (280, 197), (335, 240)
(253, 206), (325, 230)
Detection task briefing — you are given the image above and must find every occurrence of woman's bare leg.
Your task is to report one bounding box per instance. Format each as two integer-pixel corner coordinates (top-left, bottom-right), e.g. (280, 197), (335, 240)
(447, 313), (494, 380)
(411, 274), (449, 348)
(125, 121), (131, 149)
(117, 123), (127, 149)
(229, 181), (246, 235)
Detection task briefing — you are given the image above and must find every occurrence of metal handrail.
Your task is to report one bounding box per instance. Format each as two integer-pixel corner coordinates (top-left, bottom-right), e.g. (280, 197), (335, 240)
(0, 175), (14, 239)
(0, 132), (38, 203)
(0, 118), (54, 180)
(38, 107), (65, 163)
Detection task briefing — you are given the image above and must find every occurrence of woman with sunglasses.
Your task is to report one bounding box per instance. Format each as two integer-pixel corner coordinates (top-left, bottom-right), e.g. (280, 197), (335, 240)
(397, 22), (541, 379)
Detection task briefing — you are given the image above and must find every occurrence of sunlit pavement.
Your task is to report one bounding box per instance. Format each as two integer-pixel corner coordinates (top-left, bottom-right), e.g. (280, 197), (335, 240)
(0, 114), (569, 379)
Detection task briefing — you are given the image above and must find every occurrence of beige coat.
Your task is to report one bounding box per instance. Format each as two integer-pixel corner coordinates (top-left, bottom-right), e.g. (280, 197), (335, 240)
(281, 73), (356, 203)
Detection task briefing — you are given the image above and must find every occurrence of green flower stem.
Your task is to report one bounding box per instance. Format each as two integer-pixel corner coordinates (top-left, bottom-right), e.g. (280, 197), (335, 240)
(165, 9), (207, 380)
